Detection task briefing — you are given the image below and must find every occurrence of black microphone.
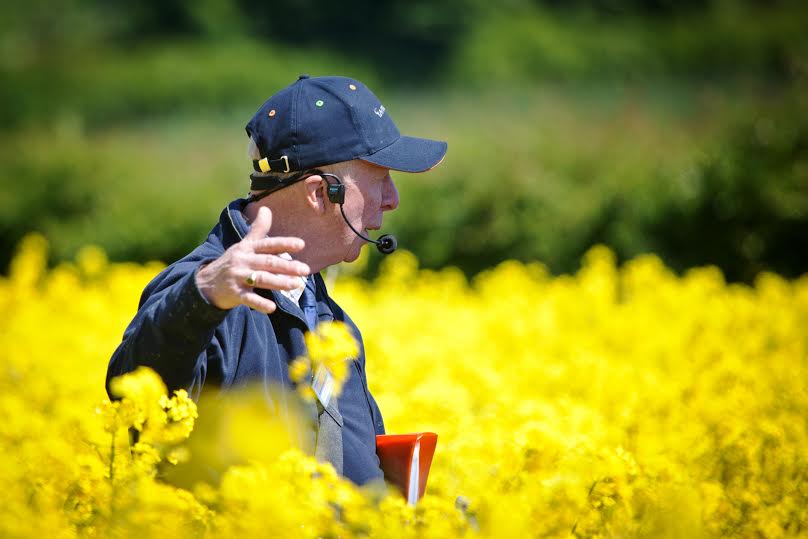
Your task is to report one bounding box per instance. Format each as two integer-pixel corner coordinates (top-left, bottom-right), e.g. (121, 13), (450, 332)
(376, 234), (397, 254)
(339, 205), (397, 255)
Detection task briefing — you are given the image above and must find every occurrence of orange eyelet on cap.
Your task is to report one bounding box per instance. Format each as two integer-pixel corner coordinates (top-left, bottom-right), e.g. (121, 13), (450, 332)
(268, 109), (276, 117)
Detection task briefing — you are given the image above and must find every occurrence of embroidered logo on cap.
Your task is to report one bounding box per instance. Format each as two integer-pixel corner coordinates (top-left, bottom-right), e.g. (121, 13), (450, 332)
(374, 105), (386, 118)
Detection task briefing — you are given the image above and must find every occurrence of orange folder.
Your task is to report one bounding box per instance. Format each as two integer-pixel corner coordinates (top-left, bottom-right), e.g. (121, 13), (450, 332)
(375, 432), (438, 504)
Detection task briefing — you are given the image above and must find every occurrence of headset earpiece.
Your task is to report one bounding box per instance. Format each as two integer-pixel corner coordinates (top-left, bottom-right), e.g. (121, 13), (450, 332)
(327, 182), (345, 204)
(320, 172), (346, 204)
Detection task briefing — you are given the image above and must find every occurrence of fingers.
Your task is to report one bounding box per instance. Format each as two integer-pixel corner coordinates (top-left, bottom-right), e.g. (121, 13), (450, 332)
(245, 206), (273, 241)
(240, 290), (278, 314)
(226, 206), (310, 314)
(251, 236), (306, 254)
(242, 207), (304, 253)
(244, 270), (303, 291)
(244, 253), (310, 276)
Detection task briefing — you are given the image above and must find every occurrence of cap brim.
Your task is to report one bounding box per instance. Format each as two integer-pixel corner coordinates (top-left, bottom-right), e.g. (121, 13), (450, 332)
(360, 136), (447, 173)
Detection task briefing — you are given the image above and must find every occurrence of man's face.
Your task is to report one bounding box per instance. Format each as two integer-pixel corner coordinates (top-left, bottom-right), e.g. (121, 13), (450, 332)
(335, 160), (399, 263)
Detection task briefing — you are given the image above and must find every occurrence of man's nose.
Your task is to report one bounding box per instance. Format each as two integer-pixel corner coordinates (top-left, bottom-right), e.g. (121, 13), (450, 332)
(382, 176), (399, 212)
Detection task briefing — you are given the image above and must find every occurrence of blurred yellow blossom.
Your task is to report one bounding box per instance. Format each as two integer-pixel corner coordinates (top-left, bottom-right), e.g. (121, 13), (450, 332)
(108, 366), (168, 431)
(289, 356), (311, 384)
(303, 320), (359, 397)
(0, 235), (806, 538)
(76, 245), (108, 278)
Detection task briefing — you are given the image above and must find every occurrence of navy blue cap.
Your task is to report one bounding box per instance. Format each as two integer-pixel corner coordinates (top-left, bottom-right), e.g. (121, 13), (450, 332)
(245, 76), (447, 173)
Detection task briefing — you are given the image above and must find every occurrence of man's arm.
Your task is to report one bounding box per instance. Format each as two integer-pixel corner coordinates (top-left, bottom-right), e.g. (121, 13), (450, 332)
(106, 261), (231, 394)
(106, 207), (310, 394)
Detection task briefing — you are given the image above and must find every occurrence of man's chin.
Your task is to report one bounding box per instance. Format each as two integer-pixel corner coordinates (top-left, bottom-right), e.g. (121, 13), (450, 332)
(342, 241), (365, 263)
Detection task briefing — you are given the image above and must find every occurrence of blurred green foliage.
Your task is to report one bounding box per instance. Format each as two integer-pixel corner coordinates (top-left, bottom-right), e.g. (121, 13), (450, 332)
(646, 90), (808, 282)
(386, 83), (808, 281)
(1, 0), (807, 281)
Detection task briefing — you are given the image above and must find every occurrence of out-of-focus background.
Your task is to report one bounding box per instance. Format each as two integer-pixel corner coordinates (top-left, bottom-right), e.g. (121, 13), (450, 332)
(2, 0), (807, 282)
(2, 4), (808, 536)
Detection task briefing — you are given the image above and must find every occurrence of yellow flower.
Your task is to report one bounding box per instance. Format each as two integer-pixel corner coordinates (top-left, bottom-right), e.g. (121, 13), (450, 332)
(108, 366), (168, 431)
(9, 233), (48, 288)
(166, 446), (190, 465)
(303, 321), (358, 397)
(157, 388), (198, 444)
(289, 356), (311, 384)
(3, 237), (808, 538)
(76, 245), (108, 279)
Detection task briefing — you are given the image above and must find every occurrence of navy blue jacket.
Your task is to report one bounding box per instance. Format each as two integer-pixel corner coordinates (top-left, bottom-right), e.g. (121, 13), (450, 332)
(107, 199), (386, 485)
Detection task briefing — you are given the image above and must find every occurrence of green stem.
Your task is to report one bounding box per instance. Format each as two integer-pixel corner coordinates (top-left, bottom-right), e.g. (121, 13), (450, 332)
(109, 431), (115, 484)
(109, 430), (117, 519)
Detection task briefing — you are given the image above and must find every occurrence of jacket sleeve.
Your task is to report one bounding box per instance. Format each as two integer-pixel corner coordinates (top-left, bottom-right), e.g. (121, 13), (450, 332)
(106, 259), (230, 397)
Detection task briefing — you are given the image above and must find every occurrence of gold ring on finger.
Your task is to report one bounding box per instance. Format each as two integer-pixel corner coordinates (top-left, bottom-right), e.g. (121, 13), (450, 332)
(245, 271), (258, 287)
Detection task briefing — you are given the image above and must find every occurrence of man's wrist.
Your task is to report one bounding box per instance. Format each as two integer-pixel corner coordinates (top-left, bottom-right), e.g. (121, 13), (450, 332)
(194, 262), (225, 310)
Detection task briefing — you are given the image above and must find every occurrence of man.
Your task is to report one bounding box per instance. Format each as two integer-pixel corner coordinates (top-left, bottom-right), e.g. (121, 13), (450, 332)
(106, 75), (447, 485)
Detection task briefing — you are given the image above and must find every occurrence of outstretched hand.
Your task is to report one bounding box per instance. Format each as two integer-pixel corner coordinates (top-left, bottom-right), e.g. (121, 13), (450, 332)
(195, 206), (310, 314)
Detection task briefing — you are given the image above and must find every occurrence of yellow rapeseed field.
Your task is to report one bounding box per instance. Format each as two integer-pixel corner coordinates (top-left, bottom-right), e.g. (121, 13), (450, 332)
(1, 233), (807, 538)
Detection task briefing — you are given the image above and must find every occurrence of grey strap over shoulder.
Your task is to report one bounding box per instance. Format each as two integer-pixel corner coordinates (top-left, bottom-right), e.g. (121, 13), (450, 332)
(315, 399), (343, 474)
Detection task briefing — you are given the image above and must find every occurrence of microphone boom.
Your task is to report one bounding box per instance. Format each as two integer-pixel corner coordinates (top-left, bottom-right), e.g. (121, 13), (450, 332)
(339, 204), (397, 255)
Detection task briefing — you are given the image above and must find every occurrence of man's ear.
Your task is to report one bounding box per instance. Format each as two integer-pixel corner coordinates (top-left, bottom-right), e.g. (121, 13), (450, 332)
(302, 175), (326, 214)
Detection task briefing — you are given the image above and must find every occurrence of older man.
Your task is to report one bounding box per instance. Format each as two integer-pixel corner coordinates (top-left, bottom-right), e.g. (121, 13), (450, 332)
(106, 75), (447, 485)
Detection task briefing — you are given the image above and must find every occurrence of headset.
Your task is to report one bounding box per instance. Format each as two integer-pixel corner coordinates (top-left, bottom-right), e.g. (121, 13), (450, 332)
(247, 169), (398, 255)
(320, 172), (397, 255)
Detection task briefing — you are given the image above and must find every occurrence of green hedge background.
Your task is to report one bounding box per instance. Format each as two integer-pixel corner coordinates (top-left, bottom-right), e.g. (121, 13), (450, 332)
(2, 0), (806, 282)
